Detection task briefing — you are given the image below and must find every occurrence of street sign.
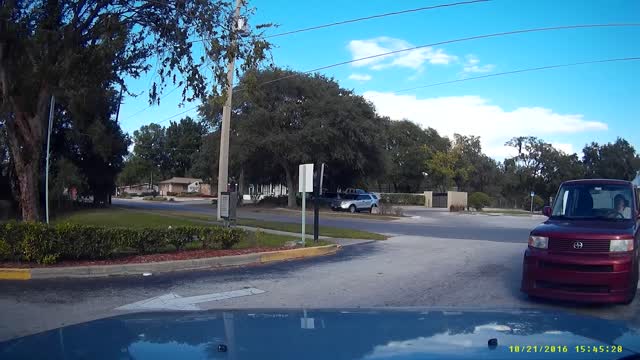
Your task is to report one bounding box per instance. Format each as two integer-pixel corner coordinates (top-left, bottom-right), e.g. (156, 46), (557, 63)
(299, 163), (314, 193)
(298, 163), (314, 247)
(529, 191), (535, 213)
(220, 192), (230, 218)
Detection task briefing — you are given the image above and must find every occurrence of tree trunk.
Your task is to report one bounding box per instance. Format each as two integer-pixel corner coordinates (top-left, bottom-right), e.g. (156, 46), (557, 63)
(238, 168), (245, 195)
(238, 168), (244, 207)
(5, 89), (49, 221)
(284, 166), (296, 208)
(6, 110), (46, 221)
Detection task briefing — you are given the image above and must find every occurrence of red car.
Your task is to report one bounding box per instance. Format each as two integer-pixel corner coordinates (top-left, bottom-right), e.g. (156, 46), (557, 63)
(521, 179), (640, 304)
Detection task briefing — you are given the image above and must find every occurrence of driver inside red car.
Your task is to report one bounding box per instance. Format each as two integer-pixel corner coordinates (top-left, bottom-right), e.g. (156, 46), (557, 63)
(615, 194), (632, 219)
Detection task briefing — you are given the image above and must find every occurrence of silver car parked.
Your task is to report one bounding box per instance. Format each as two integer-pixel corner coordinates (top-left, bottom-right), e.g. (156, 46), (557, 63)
(331, 193), (379, 213)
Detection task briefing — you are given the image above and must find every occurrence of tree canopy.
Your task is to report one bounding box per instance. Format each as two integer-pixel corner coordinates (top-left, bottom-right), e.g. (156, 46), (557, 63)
(1, 0), (271, 220)
(199, 68), (386, 207)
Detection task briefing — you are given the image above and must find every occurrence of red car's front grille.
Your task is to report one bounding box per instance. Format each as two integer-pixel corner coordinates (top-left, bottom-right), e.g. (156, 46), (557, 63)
(536, 281), (609, 293)
(548, 238), (610, 253)
(539, 261), (613, 272)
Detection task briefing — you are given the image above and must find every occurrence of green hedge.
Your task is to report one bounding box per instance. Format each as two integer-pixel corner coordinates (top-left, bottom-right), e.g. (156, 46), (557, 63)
(379, 193), (425, 205)
(0, 222), (243, 264)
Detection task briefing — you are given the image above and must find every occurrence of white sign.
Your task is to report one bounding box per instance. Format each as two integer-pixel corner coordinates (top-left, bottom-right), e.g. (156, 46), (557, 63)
(530, 191), (535, 197)
(220, 193), (230, 218)
(299, 163), (314, 193)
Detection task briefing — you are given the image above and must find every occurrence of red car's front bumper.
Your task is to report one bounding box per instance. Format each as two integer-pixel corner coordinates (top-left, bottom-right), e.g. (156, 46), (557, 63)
(521, 247), (636, 304)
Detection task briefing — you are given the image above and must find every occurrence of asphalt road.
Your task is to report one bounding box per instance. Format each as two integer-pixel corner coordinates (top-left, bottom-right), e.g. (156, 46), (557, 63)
(112, 199), (544, 243)
(1, 234), (639, 342)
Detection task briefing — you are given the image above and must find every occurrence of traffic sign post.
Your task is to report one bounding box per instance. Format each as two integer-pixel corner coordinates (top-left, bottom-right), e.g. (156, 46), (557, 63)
(530, 191), (535, 213)
(299, 164), (314, 246)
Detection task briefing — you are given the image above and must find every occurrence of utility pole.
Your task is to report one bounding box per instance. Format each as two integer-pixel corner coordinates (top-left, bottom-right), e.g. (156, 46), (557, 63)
(45, 95), (55, 224)
(217, 0), (243, 221)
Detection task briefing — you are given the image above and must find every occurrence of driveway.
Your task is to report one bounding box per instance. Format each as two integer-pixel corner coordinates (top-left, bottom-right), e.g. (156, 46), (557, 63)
(112, 199), (544, 243)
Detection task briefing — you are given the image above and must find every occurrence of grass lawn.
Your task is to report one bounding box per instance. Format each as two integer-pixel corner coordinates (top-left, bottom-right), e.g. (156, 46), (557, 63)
(236, 218), (388, 240)
(236, 232), (331, 249)
(54, 208), (210, 228)
(54, 208), (332, 249)
(479, 209), (537, 216)
(246, 206), (402, 220)
(57, 208), (386, 240)
(150, 210), (387, 240)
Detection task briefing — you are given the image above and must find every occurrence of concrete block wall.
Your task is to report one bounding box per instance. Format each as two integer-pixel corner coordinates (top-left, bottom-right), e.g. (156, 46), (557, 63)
(447, 191), (468, 208)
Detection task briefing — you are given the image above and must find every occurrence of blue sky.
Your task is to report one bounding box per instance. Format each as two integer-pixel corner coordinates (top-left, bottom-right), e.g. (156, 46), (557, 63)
(118, 0), (640, 159)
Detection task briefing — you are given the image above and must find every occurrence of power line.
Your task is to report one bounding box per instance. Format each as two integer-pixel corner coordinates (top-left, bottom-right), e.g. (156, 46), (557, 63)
(188, 0), (489, 44)
(134, 56), (640, 152)
(155, 22), (640, 124)
(126, 1), (488, 121)
(259, 23), (640, 86)
(121, 85), (181, 122)
(121, 58), (213, 122)
(157, 105), (199, 124)
(394, 57), (640, 93)
(267, 0), (489, 38)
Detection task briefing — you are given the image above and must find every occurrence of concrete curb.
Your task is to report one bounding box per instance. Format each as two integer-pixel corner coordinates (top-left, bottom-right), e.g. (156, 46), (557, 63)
(0, 269), (31, 280)
(0, 244), (340, 280)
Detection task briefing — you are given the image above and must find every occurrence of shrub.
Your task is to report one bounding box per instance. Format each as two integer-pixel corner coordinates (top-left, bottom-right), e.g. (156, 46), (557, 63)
(378, 193), (425, 205)
(468, 192), (491, 211)
(140, 191), (158, 197)
(175, 192), (201, 197)
(377, 202), (404, 216)
(166, 191), (178, 196)
(522, 195), (545, 212)
(0, 222), (244, 264)
(257, 196), (288, 207)
(449, 204), (466, 212)
(143, 196), (167, 201)
(0, 239), (10, 260)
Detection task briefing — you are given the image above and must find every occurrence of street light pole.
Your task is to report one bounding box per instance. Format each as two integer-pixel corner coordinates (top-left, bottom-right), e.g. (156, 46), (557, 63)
(45, 95), (55, 224)
(217, 0), (243, 221)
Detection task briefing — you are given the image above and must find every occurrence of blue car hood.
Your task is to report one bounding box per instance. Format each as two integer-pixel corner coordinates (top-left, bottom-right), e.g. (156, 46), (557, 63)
(1, 308), (638, 359)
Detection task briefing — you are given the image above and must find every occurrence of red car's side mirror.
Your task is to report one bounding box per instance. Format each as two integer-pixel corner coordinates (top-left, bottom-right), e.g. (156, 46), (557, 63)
(542, 206), (552, 217)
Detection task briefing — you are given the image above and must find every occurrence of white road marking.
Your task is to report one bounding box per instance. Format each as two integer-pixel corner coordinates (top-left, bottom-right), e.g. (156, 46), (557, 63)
(116, 288), (265, 311)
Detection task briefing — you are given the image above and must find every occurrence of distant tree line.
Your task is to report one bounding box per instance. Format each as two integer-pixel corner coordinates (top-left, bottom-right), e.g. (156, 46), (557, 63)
(120, 68), (640, 208)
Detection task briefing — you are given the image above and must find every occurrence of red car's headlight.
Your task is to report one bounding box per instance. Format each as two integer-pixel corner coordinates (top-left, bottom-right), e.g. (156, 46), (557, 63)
(610, 239), (634, 252)
(528, 236), (548, 249)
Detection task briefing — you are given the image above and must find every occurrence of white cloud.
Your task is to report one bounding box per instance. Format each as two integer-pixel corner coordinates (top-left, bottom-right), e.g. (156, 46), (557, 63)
(347, 37), (457, 70)
(348, 73), (372, 81)
(551, 143), (575, 154)
(363, 91), (608, 159)
(462, 54), (494, 73)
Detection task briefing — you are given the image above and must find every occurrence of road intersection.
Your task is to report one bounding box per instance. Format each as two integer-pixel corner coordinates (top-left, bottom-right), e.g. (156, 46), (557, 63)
(1, 203), (638, 342)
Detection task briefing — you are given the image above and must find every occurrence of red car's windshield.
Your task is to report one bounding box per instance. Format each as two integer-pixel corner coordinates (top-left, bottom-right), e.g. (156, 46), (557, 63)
(552, 184), (635, 220)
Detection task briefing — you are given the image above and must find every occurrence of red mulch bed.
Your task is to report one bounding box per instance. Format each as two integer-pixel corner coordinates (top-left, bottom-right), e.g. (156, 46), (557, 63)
(0, 247), (292, 268)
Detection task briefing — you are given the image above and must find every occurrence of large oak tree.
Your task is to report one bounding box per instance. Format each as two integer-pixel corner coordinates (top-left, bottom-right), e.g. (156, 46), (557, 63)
(201, 68), (385, 207)
(0, 0), (270, 220)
